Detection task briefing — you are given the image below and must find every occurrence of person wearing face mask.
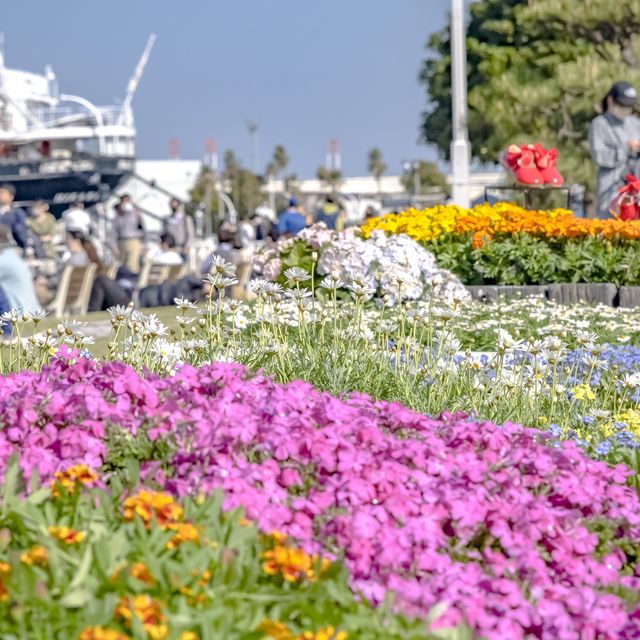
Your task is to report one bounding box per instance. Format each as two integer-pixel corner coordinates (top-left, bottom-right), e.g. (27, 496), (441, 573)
(589, 81), (640, 217)
(113, 194), (144, 273)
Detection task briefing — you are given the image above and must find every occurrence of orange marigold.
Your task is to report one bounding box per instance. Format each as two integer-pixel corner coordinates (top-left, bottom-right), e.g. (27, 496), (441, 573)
(123, 491), (183, 528)
(51, 465), (98, 497)
(361, 202), (640, 243)
(262, 545), (329, 583)
(79, 627), (129, 640)
(20, 545), (47, 567)
(258, 620), (293, 640)
(48, 526), (85, 545)
(296, 628), (347, 640)
(129, 562), (155, 585)
(166, 522), (200, 549)
(116, 594), (168, 640)
(0, 560), (10, 602)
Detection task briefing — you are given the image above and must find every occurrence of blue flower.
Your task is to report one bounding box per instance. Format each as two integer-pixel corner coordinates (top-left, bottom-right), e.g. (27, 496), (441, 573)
(595, 440), (612, 456)
(548, 423), (562, 437)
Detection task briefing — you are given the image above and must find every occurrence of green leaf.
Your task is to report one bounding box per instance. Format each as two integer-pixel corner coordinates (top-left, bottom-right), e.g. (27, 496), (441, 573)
(59, 587), (92, 608)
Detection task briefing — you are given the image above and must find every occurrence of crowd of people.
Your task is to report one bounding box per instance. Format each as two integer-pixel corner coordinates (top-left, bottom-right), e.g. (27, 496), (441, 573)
(0, 186), (209, 336)
(0, 185), (370, 337)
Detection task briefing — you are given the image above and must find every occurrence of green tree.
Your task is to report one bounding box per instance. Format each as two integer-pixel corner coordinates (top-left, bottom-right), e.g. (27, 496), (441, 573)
(367, 148), (387, 194)
(419, 0), (640, 203)
(266, 144), (289, 179)
(221, 149), (264, 217)
(400, 161), (449, 196)
(316, 166), (343, 193)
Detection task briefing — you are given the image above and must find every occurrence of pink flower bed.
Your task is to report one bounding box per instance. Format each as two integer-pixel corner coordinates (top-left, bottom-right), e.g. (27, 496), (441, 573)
(0, 355), (639, 639)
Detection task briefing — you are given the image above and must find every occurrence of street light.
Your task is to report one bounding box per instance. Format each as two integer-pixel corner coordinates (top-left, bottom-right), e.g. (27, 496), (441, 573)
(450, 0), (471, 208)
(402, 161), (422, 196)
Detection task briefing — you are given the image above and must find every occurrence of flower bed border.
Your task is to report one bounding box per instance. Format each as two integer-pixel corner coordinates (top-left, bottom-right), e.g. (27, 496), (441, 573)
(467, 283), (629, 307)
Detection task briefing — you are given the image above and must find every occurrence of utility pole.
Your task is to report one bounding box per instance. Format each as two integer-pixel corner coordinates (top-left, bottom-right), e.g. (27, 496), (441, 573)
(450, 0), (471, 208)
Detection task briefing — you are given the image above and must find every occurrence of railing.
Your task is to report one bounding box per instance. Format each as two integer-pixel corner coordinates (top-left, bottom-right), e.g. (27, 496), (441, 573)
(24, 105), (128, 130)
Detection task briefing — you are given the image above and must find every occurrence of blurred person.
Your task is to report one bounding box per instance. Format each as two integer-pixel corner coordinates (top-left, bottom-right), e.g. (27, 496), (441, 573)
(114, 193), (144, 273)
(251, 206), (274, 241)
(276, 197), (307, 238)
(590, 81), (640, 217)
(164, 198), (195, 260)
(36, 228), (130, 312)
(0, 183), (30, 250)
(0, 223), (41, 321)
(314, 195), (346, 231)
(150, 232), (183, 265)
(238, 216), (256, 247)
(139, 273), (208, 308)
(62, 201), (92, 236)
(27, 200), (57, 258)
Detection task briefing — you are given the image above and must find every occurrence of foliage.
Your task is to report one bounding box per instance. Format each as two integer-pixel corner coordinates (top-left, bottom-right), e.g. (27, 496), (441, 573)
(266, 145), (289, 180)
(419, 0), (640, 198)
(221, 150), (264, 217)
(400, 161), (449, 197)
(0, 461), (452, 640)
(366, 148), (386, 190)
(316, 167), (343, 193)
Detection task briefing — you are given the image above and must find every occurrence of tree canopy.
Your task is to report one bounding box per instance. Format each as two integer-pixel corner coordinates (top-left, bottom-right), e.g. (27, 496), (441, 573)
(420, 0), (640, 200)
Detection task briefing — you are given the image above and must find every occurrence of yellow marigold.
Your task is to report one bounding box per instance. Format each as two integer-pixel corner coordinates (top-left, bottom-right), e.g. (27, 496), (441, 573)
(116, 594), (167, 640)
(123, 490), (183, 528)
(179, 633), (199, 640)
(20, 545), (47, 566)
(0, 560), (9, 602)
(296, 628), (347, 640)
(79, 627), (129, 640)
(48, 526), (85, 545)
(258, 619), (293, 640)
(51, 465), (98, 497)
(129, 562), (155, 586)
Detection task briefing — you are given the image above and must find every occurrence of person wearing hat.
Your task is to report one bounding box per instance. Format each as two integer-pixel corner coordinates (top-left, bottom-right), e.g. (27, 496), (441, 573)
(589, 81), (640, 217)
(276, 197), (307, 238)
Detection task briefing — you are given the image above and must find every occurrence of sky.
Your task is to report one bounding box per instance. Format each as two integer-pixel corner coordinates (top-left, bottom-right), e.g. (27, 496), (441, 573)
(2, 0), (451, 177)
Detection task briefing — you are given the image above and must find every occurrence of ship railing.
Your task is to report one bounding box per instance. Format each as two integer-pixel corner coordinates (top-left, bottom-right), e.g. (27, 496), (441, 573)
(26, 105), (129, 130)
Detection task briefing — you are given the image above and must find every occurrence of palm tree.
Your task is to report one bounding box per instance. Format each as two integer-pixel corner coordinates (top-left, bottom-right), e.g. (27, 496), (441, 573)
(367, 148), (387, 195)
(317, 166), (343, 194)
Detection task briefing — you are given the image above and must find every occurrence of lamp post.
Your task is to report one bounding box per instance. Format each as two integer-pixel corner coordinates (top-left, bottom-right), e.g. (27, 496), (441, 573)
(450, 0), (471, 208)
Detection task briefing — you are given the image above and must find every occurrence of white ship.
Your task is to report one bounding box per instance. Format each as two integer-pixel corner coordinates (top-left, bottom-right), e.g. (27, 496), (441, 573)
(0, 34), (155, 216)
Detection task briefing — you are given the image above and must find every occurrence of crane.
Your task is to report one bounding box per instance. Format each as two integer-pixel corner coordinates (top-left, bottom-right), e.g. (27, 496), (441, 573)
(119, 34), (156, 126)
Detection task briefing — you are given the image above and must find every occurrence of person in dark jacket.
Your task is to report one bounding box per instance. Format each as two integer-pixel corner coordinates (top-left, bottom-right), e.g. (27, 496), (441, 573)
(138, 275), (206, 308)
(0, 184), (30, 250)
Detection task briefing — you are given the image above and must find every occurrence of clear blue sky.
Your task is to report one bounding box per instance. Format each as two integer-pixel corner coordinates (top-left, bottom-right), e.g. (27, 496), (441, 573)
(2, 0), (450, 177)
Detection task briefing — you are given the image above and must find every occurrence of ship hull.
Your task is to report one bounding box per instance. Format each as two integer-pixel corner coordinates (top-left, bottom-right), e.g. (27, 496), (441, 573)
(0, 156), (134, 216)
